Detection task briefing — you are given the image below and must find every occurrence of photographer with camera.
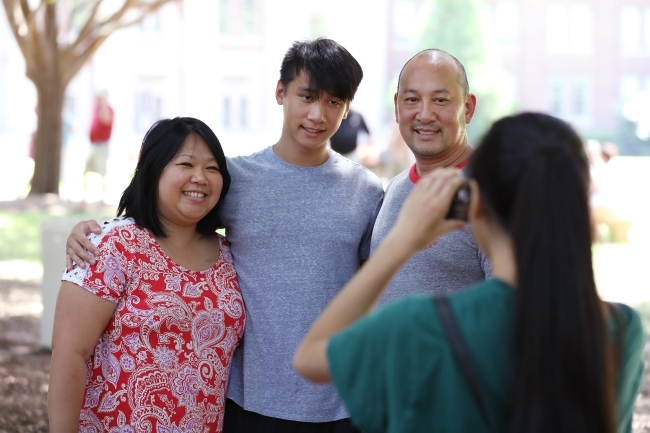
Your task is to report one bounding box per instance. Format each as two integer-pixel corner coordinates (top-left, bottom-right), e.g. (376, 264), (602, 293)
(295, 112), (645, 433)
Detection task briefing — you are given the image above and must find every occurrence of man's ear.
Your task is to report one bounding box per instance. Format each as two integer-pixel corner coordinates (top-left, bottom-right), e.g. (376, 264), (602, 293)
(393, 93), (399, 123)
(275, 80), (285, 105)
(343, 103), (350, 119)
(468, 179), (483, 222)
(464, 93), (477, 124)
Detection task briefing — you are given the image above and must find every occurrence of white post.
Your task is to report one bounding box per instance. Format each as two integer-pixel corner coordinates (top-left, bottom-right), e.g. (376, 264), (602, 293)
(40, 218), (81, 349)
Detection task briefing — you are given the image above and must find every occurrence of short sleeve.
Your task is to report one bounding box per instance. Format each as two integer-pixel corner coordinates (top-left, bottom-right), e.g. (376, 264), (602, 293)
(478, 248), (492, 278)
(616, 306), (646, 433)
(61, 218), (134, 303)
(358, 193), (383, 261)
(328, 307), (390, 433)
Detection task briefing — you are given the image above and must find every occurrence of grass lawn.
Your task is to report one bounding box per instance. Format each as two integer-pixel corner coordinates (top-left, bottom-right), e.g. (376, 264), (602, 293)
(0, 210), (114, 263)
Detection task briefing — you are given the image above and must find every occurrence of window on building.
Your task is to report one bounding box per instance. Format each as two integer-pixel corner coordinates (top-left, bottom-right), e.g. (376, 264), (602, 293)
(392, 0), (419, 49)
(134, 77), (163, 134)
(221, 78), (255, 133)
(644, 8), (650, 49)
(391, 0), (433, 51)
(548, 75), (591, 125)
(240, 97), (248, 129)
(546, 4), (569, 54)
(220, 0), (234, 35)
(620, 7), (645, 54)
(620, 75), (641, 103)
(549, 76), (564, 115)
(572, 77), (588, 117)
(501, 71), (518, 109)
(139, 9), (163, 34)
(546, 3), (593, 55)
(494, 1), (518, 48)
(222, 97), (231, 129)
(570, 5), (593, 55)
(219, 0), (261, 43)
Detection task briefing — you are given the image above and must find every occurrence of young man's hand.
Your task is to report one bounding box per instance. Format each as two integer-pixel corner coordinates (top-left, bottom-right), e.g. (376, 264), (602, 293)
(66, 220), (102, 270)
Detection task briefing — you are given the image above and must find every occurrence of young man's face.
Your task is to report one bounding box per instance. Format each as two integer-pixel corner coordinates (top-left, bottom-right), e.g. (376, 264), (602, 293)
(276, 71), (350, 153)
(394, 56), (475, 159)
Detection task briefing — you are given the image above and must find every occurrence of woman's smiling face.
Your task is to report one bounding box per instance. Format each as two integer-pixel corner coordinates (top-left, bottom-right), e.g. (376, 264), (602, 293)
(156, 134), (223, 230)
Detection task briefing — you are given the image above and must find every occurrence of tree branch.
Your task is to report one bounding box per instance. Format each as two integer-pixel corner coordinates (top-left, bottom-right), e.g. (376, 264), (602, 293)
(68, 0), (103, 54)
(67, 0), (171, 61)
(63, 34), (109, 86)
(18, 0), (29, 21)
(102, 0), (170, 33)
(2, 0), (30, 59)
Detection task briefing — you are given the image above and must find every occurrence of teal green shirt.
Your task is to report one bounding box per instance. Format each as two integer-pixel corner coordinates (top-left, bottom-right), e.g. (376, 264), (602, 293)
(328, 279), (646, 433)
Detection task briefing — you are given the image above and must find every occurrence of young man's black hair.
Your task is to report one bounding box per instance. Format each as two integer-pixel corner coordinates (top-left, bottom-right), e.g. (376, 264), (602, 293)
(279, 38), (363, 102)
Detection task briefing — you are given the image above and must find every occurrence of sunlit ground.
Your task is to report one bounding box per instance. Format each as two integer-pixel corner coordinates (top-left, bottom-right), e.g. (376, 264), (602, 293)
(594, 242), (650, 306)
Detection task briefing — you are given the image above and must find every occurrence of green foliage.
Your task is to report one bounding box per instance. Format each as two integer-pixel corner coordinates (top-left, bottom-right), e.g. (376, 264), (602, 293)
(418, 0), (514, 144)
(0, 212), (48, 263)
(616, 115), (650, 156)
(0, 210), (112, 263)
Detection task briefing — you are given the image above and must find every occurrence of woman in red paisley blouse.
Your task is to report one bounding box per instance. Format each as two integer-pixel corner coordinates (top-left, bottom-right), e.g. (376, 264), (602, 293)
(48, 117), (245, 433)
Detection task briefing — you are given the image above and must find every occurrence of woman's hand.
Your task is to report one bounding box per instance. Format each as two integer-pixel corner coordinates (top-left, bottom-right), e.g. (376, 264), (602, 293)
(388, 168), (467, 253)
(66, 220), (102, 270)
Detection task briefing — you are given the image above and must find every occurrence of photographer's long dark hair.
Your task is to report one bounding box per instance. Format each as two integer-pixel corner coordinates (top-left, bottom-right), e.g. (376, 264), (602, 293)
(468, 113), (616, 433)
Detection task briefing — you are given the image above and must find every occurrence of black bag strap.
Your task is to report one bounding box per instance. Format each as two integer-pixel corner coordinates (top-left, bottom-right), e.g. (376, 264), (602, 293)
(433, 296), (499, 433)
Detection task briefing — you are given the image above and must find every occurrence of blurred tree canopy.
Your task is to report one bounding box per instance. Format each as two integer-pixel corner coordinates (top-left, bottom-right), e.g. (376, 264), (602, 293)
(418, 0), (513, 144)
(1, 0), (174, 195)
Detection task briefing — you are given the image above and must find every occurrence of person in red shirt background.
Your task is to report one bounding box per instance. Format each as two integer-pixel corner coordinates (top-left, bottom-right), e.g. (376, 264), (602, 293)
(85, 90), (114, 200)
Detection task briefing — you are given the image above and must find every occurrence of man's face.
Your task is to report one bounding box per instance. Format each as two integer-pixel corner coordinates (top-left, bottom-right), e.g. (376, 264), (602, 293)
(276, 71), (350, 153)
(394, 58), (475, 159)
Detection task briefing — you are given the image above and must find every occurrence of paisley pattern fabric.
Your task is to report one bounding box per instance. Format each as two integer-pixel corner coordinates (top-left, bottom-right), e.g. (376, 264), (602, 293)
(62, 217), (245, 433)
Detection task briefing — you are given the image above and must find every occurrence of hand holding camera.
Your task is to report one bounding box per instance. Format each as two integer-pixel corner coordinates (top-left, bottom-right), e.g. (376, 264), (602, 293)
(389, 169), (468, 253)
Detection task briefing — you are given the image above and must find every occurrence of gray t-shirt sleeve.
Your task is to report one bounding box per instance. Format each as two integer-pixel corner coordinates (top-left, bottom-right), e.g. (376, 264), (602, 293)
(359, 195), (383, 261)
(478, 248), (492, 277)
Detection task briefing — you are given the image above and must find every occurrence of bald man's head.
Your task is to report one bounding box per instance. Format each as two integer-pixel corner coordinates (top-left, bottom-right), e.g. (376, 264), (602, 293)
(397, 49), (469, 98)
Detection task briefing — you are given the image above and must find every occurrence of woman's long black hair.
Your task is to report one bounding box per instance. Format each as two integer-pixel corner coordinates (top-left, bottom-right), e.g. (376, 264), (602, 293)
(468, 112), (616, 433)
(117, 117), (230, 237)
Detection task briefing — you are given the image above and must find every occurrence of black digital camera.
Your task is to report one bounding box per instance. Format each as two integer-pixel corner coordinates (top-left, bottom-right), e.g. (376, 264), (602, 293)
(445, 182), (470, 221)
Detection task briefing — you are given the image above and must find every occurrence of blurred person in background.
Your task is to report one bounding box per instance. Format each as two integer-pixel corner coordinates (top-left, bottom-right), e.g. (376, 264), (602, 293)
(371, 49), (491, 306)
(329, 108), (370, 163)
(84, 90), (114, 201)
(381, 122), (415, 181)
(295, 112), (646, 433)
(588, 139), (630, 243)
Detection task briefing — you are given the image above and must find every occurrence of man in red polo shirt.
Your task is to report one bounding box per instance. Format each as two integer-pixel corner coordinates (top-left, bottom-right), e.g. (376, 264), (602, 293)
(85, 91), (114, 198)
(370, 49), (492, 304)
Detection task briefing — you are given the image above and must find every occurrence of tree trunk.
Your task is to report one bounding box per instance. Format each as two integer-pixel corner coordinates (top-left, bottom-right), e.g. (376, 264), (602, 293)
(28, 3), (65, 195)
(30, 80), (66, 195)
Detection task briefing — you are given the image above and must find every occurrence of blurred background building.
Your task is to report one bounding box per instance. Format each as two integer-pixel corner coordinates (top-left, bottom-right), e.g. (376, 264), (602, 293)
(0, 0), (649, 203)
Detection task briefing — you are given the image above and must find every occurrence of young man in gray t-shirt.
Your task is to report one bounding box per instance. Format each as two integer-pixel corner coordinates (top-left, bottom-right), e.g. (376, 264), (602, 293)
(64, 39), (382, 433)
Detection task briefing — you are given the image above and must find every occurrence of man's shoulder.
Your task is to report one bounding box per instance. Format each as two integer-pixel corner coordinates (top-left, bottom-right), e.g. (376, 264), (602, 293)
(226, 146), (271, 165)
(331, 153), (384, 192)
(382, 169), (412, 201)
(225, 147), (274, 178)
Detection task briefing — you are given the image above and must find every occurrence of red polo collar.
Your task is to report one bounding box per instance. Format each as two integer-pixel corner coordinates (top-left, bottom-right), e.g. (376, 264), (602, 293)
(409, 158), (469, 184)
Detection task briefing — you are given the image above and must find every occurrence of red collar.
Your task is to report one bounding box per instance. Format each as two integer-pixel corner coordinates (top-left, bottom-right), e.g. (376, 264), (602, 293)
(409, 158), (469, 184)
